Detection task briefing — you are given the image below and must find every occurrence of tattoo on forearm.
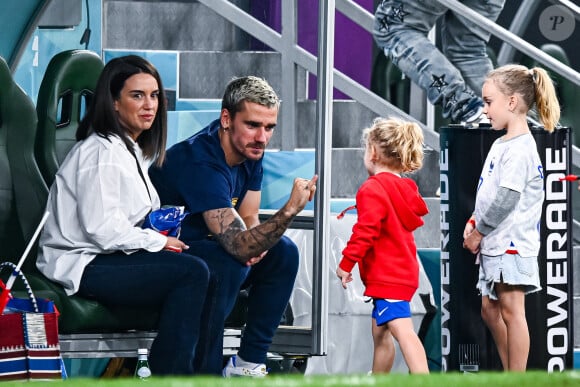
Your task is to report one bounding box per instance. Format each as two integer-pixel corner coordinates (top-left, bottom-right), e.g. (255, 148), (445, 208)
(210, 208), (294, 262)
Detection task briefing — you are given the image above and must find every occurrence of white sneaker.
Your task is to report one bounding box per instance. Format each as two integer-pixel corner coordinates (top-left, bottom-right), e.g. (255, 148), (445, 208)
(222, 355), (268, 377)
(462, 106), (490, 128)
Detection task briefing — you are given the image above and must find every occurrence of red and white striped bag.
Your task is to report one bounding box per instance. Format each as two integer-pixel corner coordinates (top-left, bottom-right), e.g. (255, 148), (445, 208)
(0, 262), (65, 381)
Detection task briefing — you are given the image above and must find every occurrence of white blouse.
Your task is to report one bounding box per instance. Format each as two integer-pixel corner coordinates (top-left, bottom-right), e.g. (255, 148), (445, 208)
(37, 133), (167, 295)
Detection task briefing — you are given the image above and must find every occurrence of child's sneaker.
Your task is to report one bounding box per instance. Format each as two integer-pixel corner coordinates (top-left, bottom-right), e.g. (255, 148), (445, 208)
(461, 106), (489, 127)
(462, 105), (490, 128)
(462, 104), (483, 123)
(222, 355), (268, 377)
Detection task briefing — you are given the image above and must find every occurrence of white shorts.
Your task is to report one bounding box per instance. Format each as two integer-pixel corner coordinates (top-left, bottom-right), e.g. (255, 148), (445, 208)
(476, 252), (541, 300)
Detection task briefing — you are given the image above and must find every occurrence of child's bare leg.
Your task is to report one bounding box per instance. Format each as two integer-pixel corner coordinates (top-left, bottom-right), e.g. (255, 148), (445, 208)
(371, 318), (395, 373)
(496, 283), (528, 371)
(388, 317), (429, 373)
(481, 295), (508, 369)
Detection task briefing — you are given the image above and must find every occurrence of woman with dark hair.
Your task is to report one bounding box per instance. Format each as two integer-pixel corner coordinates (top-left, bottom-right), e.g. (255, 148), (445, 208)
(76, 55), (168, 165)
(37, 55), (210, 375)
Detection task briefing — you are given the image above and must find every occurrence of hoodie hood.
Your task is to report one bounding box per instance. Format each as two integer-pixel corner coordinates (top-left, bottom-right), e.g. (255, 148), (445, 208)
(373, 173), (428, 231)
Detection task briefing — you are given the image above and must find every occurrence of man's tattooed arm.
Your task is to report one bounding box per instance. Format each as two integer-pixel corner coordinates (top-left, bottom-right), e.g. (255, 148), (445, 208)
(203, 207), (295, 263)
(202, 175), (318, 263)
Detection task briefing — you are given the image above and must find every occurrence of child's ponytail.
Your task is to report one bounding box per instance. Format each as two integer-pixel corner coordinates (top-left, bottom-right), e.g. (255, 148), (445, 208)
(531, 67), (560, 133)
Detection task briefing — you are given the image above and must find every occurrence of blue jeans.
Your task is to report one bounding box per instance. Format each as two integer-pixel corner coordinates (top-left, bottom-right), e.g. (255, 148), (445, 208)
(78, 250), (210, 375)
(185, 235), (299, 374)
(373, 0), (505, 122)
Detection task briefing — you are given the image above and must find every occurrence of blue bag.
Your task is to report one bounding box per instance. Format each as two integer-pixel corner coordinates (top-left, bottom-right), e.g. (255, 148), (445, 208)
(142, 206), (188, 237)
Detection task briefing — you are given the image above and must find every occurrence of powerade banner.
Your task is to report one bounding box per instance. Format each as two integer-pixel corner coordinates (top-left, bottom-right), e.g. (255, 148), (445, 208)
(439, 127), (573, 372)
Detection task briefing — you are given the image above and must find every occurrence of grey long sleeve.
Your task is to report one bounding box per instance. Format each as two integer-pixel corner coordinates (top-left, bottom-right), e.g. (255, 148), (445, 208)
(477, 186), (521, 236)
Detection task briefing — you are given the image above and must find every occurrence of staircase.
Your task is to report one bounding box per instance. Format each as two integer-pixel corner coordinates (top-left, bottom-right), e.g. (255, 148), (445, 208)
(103, 0), (441, 248)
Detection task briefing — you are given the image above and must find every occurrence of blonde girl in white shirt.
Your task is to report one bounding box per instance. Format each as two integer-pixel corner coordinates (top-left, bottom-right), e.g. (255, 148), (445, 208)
(463, 64), (560, 371)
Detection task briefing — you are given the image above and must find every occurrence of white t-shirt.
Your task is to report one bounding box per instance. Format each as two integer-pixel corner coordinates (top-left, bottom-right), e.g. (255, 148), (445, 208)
(474, 133), (544, 257)
(37, 133), (167, 295)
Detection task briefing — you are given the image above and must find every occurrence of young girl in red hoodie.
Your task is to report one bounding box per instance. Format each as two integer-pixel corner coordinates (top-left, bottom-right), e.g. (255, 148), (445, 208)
(336, 117), (429, 374)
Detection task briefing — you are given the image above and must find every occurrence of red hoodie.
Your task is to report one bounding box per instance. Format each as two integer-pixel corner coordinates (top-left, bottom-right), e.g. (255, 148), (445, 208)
(339, 172), (428, 301)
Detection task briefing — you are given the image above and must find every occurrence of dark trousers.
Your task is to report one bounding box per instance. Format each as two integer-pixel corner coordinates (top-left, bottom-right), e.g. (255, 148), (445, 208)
(185, 235), (299, 374)
(78, 250), (210, 375)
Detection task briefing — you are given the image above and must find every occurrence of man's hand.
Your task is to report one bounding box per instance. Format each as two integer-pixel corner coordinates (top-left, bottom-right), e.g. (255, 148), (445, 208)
(336, 267), (352, 289)
(284, 175), (318, 216)
(204, 175), (317, 263)
(246, 250), (268, 266)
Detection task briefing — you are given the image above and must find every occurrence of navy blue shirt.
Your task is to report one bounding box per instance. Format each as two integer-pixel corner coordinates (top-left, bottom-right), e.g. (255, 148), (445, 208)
(148, 119), (263, 241)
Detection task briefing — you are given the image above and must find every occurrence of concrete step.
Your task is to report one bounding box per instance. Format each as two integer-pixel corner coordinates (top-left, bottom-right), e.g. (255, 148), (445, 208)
(178, 51), (308, 100)
(415, 198), (440, 249)
(294, 100), (377, 149)
(330, 148), (439, 198)
(104, 0), (251, 51)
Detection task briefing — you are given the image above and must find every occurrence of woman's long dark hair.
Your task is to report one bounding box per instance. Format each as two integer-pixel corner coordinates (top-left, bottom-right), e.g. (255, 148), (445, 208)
(76, 55), (167, 165)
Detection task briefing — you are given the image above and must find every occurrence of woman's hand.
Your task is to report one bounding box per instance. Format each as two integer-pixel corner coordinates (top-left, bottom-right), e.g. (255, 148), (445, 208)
(164, 236), (189, 253)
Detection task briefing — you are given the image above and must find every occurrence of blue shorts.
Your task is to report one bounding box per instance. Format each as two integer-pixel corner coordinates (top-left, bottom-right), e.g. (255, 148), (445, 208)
(372, 299), (411, 326)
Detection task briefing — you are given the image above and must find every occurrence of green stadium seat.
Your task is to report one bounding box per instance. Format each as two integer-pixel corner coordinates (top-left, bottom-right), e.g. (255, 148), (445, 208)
(0, 55), (34, 263)
(35, 49), (104, 187)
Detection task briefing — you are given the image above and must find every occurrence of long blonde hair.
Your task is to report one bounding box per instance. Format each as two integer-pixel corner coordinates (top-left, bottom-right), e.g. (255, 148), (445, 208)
(486, 64), (560, 132)
(362, 117), (424, 173)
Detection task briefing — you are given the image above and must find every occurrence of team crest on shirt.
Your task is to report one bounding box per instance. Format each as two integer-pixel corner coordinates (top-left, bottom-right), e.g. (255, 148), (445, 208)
(232, 197), (238, 207)
(487, 158), (495, 176)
